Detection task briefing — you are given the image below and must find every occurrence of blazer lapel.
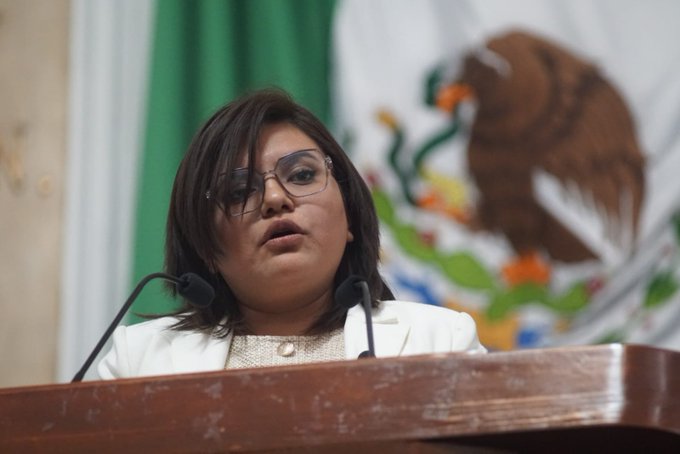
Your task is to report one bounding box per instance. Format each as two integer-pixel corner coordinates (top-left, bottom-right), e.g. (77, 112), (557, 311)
(169, 330), (232, 374)
(344, 303), (410, 359)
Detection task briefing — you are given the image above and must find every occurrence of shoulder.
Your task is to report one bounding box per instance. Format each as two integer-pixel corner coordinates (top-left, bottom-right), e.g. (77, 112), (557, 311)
(117, 315), (178, 335)
(125, 315), (181, 334)
(377, 300), (486, 354)
(110, 316), (183, 349)
(97, 316), (199, 379)
(377, 300), (474, 325)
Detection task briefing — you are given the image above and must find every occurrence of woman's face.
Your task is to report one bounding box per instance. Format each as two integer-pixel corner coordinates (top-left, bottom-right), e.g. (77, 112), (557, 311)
(214, 123), (353, 321)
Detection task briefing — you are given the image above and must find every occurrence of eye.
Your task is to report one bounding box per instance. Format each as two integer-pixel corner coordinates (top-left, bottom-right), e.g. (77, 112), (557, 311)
(228, 185), (257, 204)
(287, 167), (317, 185)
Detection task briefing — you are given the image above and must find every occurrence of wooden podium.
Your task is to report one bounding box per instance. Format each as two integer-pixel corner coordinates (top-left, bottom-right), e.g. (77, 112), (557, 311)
(1, 344), (679, 452)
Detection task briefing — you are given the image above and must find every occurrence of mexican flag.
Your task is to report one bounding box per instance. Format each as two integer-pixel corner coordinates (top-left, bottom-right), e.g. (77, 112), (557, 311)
(332, 0), (680, 351)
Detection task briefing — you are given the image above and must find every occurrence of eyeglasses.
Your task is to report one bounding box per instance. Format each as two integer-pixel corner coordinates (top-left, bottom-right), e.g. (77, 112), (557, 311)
(206, 148), (333, 216)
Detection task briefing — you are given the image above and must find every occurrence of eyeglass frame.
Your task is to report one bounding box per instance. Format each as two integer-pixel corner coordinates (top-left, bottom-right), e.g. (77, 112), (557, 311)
(206, 148), (334, 216)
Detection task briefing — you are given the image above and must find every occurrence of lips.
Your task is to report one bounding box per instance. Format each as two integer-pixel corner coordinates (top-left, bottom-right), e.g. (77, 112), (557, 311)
(261, 219), (304, 245)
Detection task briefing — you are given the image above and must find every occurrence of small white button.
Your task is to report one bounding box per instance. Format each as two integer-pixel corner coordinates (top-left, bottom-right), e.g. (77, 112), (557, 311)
(277, 341), (296, 357)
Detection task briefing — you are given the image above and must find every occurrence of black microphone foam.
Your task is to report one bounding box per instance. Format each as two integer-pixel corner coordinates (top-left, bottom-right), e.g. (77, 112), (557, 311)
(177, 273), (215, 308)
(334, 275), (364, 308)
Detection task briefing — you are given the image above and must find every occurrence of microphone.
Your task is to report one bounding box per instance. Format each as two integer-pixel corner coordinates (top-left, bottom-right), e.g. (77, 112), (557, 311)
(71, 272), (214, 382)
(335, 275), (376, 358)
(174, 272), (215, 308)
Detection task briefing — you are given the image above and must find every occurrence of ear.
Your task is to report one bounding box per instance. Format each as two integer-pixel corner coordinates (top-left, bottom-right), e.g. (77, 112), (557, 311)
(347, 229), (354, 242)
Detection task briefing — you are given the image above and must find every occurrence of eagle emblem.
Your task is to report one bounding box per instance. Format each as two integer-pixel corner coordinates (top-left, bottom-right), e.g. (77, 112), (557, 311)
(438, 30), (646, 267)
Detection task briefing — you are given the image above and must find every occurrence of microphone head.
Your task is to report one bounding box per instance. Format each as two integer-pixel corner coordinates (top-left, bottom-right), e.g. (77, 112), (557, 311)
(177, 273), (215, 308)
(335, 275), (366, 309)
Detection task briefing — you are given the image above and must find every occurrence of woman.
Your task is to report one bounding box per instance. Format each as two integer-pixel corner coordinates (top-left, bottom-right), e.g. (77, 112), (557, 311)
(98, 89), (485, 378)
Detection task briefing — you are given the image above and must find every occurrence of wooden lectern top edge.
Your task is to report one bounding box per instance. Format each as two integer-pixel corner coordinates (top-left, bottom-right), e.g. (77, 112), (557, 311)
(1, 343), (678, 452)
(0, 342), (630, 392)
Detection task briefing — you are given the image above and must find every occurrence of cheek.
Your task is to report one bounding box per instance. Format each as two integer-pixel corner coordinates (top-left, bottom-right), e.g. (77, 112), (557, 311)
(317, 195), (351, 246)
(214, 212), (232, 252)
(214, 215), (249, 271)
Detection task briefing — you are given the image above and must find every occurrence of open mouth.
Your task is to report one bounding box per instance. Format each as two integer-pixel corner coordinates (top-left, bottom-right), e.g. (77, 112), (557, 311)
(263, 220), (303, 244)
(269, 228), (297, 239)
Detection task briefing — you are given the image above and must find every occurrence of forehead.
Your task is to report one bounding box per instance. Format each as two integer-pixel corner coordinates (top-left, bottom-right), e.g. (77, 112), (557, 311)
(237, 123), (320, 169)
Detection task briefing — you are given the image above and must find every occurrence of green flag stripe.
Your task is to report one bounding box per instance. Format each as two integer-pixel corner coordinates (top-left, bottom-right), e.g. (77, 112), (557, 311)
(131, 0), (336, 321)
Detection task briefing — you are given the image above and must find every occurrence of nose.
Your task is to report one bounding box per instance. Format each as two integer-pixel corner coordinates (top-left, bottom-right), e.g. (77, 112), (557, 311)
(260, 175), (294, 217)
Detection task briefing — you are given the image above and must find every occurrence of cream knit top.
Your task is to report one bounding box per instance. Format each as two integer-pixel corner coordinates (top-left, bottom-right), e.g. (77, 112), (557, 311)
(225, 328), (345, 369)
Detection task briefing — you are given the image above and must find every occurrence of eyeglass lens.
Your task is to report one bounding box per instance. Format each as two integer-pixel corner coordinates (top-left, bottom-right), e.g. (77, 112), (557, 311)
(220, 149), (330, 216)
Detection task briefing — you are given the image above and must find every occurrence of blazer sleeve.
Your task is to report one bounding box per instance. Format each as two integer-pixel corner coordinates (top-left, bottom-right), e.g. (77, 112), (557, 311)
(451, 311), (487, 354)
(96, 317), (177, 379)
(97, 325), (131, 379)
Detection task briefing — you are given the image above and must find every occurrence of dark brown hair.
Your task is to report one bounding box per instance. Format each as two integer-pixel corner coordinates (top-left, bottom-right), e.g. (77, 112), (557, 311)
(164, 88), (393, 336)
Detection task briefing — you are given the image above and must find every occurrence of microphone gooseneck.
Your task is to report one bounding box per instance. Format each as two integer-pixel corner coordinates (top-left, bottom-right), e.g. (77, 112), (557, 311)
(71, 272), (214, 382)
(335, 275), (376, 358)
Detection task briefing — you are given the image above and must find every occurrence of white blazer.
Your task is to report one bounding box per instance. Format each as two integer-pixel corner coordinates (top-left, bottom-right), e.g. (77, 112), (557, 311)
(97, 300), (486, 379)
